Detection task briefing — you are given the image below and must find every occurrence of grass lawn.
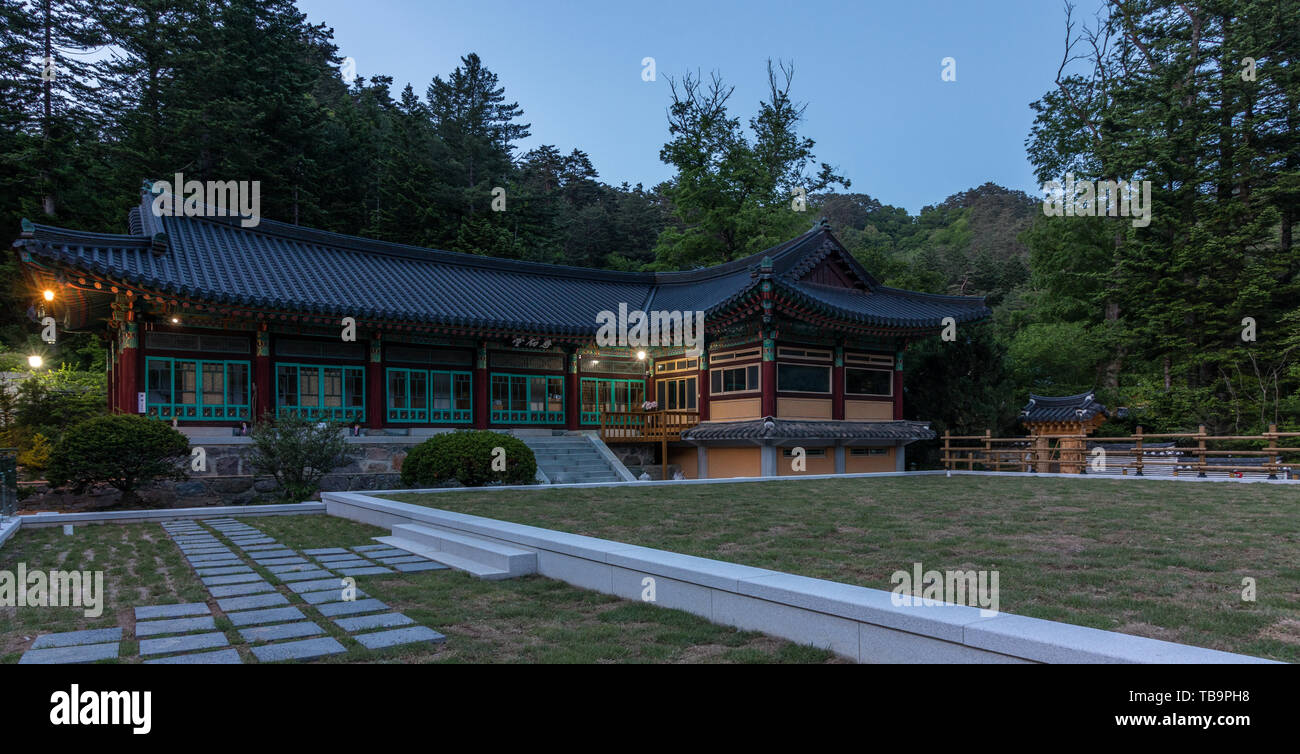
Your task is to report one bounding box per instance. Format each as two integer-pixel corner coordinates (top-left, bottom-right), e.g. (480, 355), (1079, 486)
(386, 475), (1300, 662)
(1, 516), (839, 664)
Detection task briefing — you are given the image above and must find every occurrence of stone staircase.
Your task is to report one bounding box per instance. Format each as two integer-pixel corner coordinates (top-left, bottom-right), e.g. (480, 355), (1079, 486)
(376, 523), (537, 580)
(518, 433), (633, 484)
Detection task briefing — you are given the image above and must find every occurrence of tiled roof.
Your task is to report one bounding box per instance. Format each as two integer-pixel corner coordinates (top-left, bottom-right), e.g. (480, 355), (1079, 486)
(680, 417), (936, 443)
(14, 196), (990, 335)
(1019, 392), (1108, 424)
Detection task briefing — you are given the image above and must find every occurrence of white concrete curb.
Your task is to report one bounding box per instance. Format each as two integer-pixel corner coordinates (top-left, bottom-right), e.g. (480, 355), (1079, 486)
(321, 491), (1278, 664)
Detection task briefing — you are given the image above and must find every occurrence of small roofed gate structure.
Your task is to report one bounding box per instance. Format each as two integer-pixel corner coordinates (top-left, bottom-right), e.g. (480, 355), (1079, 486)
(1018, 392), (1108, 473)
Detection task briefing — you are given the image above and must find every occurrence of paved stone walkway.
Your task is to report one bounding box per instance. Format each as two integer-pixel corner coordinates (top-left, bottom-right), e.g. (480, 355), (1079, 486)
(19, 516), (449, 664)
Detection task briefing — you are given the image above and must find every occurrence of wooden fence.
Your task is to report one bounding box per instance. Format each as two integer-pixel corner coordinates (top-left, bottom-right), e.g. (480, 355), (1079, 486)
(942, 425), (1300, 479)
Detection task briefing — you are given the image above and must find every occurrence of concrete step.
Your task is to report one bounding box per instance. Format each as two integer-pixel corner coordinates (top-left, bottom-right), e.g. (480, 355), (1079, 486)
(375, 536), (513, 580)
(387, 524), (537, 577)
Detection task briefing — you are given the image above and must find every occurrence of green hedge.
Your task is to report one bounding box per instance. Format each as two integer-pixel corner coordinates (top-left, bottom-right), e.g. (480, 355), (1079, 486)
(45, 414), (190, 506)
(400, 431), (537, 487)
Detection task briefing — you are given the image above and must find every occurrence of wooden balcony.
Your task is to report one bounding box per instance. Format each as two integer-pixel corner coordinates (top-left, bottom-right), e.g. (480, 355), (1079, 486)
(599, 410), (700, 444)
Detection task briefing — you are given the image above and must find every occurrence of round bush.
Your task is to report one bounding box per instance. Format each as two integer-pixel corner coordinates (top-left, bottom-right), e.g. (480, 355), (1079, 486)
(45, 414), (190, 505)
(400, 431), (537, 487)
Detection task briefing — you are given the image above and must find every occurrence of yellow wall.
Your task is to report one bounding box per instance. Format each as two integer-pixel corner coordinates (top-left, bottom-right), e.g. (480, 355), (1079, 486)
(845, 447), (894, 473)
(845, 400), (892, 421)
(777, 397), (832, 420)
(668, 446), (698, 479)
(707, 447), (761, 478)
(710, 397), (761, 421)
(776, 448), (835, 476)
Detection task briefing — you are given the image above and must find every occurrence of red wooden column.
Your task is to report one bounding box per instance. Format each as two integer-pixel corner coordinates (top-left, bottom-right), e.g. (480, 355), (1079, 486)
(117, 315), (139, 414)
(366, 335), (383, 429)
(697, 350), (709, 420)
(893, 349), (905, 420)
(473, 341), (489, 429)
(832, 345), (845, 420)
(253, 325), (272, 421)
(761, 331), (777, 417)
(107, 347), (116, 413)
(565, 350), (580, 430)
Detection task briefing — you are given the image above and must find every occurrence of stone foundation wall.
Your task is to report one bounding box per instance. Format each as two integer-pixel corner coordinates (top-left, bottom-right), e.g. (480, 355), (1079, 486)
(608, 444), (657, 468)
(180, 440), (419, 504)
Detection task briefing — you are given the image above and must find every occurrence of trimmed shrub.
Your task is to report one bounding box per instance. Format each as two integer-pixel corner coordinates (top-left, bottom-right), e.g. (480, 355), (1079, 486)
(400, 431), (536, 488)
(46, 414), (190, 506)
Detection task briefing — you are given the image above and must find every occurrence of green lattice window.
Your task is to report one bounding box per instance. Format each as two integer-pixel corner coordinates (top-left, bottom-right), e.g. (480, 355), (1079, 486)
(387, 368), (472, 423)
(146, 357), (251, 421)
(490, 373), (564, 424)
(580, 378), (645, 424)
(275, 363), (365, 422)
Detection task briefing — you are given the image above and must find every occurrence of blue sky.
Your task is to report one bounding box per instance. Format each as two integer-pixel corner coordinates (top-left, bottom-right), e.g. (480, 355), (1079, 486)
(297, 0), (1105, 214)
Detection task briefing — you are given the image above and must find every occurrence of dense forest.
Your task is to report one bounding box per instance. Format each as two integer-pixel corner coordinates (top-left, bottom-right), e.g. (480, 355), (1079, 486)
(2, 0), (1298, 461)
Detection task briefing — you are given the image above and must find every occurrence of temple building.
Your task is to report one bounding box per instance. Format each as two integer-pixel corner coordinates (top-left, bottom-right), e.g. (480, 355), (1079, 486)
(12, 186), (990, 480)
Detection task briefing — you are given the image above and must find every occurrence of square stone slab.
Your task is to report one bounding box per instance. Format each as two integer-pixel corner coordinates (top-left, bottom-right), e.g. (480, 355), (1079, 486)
(226, 606), (306, 627)
(266, 563), (322, 574)
(202, 572), (265, 586)
(316, 598), (388, 617)
(303, 548), (349, 555)
(360, 549), (408, 559)
(238, 621), (325, 643)
(336, 566), (393, 576)
(251, 636), (346, 663)
(217, 593), (289, 612)
(276, 569), (336, 582)
(195, 565), (254, 576)
(31, 627), (123, 648)
(134, 603), (210, 621)
(298, 587), (367, 605)
(333, 613), (414, 632)
(144, 648), (242, 664)
(395, 562), (448, 573)
(376, 555), (429, 564)
(353, 626), (446, 649)
(20, 642), (121, 664)
(288, 578), (351, 593)
(187, 558), (243, 568)
(351, 544), (391, 552)
(315, 553), (368, 563)
(188, 553), (241, 563)
(140, 631), (229, 656)
(257, 557), (309, 567)
(135, 616), (217, 637)
(208, 581), (274, 597)
(240, 544), (284, 551)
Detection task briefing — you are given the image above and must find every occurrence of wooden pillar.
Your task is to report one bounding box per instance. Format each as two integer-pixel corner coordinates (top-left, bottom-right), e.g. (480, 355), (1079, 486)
(892, 350), (904, 420)
(253, 325), (272, 422)
(832, 345), (844, 420)
(366, 335), (382, 429)
(473, 341), (489, 429)
(565, 350), (579, 431)
(761, 331), (776, 417)
(107, 347), (116, 413)
(697, 351), (709, 421)
(117, 316), (139, 414)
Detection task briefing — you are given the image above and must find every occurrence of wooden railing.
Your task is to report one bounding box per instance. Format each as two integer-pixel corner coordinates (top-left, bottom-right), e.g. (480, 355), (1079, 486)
(599, 410), (701, 480)
(599, 410), (700, 443)
(942, 425), (1300, 478)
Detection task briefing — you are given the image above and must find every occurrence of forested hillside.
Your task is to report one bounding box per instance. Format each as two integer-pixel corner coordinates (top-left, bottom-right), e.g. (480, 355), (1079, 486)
(2, 0), (1297, 445)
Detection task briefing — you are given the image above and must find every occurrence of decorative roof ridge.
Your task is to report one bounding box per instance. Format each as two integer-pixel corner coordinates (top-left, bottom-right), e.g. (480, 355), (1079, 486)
(1026, 391), (1102, 404)
(870, 283), (989, 305)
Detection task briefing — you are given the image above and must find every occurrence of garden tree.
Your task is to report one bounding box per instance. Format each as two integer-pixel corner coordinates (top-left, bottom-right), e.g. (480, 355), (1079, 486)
(1025, 0), (1300, 432)
(247, 412), (357, 502)
(653, 61), (847, 268)
(400, 431), (537, 487)
(45, 414), (189, 506)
